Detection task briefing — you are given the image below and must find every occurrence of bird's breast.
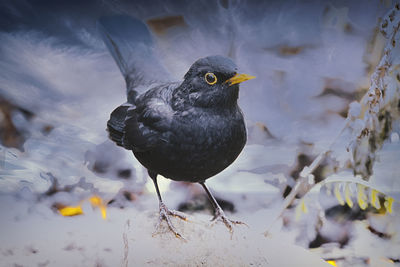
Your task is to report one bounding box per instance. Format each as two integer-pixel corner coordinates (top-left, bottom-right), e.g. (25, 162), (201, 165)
(160, 108), (246, 181)
(174, 109), (245, 147)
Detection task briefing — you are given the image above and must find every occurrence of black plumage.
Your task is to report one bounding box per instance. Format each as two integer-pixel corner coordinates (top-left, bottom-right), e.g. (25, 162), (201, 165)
(99, 15), (254, 237)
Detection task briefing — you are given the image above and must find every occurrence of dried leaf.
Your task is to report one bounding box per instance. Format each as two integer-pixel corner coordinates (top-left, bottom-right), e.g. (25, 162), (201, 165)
(90, 195), (107, 220)
(295, 199), (308, 221)
(334, 183), (345, 206)
(357, 184), (368, 210)
(370, 189), (381, 209)
(345, 183), (353, 208)
(59, 206), (83, 217)
(384, 196), (394, 213)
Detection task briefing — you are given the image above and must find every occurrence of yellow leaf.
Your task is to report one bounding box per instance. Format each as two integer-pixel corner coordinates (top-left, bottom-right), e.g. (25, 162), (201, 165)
(59, 205), (84, 217)
(357, 184), (368, 210)
(301, 199), (308, 214)
(89, 195), (107, 220)
(326, 260), (337, 266)
(384, 196), (394, 214)
(345, 183), (353, 208)
(89, 195), (102, 206)
(334, 183), (345, 206)
(370, 189), (381, 209)
(100, 206), (107, 219)
(295, 199), (308, 221)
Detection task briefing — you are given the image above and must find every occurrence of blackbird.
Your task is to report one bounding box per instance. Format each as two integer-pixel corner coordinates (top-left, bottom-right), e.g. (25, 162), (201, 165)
(98, 15), (255, 237)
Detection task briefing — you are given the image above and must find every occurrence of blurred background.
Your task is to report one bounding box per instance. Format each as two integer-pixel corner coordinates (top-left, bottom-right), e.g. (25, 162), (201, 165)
(0, 0), (399, 266)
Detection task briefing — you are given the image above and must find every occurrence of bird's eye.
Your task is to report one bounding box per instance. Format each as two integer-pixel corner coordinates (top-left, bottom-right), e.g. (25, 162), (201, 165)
(204, 72), (217, 85)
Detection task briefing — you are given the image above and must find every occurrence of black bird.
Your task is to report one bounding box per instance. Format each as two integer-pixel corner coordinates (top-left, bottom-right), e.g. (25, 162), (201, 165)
(98, 16), (255, 237)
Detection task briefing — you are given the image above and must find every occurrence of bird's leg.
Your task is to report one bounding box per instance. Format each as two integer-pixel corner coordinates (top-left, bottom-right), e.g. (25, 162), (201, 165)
(149, 171), (187, 238)
(200, 182), (247, 233)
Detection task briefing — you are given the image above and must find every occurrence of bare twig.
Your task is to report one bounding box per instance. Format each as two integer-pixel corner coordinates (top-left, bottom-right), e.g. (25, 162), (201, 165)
(123, 219), (130, 267)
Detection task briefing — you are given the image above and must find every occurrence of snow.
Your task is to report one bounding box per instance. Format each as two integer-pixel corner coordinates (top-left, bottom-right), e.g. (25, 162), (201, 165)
(0, 194), (330, 267)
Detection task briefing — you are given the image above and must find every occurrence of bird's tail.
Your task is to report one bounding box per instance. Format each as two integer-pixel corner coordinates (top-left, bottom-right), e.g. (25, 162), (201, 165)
(97, 15), (171, 102)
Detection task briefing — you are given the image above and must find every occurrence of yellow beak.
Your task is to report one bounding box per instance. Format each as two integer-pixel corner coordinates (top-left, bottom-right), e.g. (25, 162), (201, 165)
(225, 73), (256, 86)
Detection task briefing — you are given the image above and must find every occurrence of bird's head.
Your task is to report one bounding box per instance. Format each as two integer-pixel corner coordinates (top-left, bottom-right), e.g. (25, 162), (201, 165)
(176, 55), (255, 109)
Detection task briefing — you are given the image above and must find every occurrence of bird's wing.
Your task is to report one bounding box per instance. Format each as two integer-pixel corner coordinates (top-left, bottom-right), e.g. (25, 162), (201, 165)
(107, 103), (131, 148)
(97, 15), (172, 102)
(107, 84), (176, 152)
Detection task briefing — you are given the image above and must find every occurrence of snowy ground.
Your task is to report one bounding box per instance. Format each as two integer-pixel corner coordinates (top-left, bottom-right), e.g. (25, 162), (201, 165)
(0, 193), (331, 267)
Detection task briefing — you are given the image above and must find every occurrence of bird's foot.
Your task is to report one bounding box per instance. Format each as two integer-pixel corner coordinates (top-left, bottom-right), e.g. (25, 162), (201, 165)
(211, 207), (247, 233)
(153, 202), (187, 239)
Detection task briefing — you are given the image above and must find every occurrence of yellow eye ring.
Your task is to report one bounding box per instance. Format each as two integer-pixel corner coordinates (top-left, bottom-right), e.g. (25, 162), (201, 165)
(204, 72), (217, 85)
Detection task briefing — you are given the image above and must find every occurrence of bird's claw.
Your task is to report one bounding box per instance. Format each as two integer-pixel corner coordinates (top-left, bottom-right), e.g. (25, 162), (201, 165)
(153, 202), (187, 239)
(211, 207), (247, 233)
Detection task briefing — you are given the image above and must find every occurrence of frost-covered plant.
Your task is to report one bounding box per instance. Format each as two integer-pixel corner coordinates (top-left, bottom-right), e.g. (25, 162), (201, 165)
(271, 4), (400, 226)
(350, 3), (400, 179)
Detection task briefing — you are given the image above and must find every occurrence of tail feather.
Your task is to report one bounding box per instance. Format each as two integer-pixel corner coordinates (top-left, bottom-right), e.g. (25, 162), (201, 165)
(100, 15), (172, 149)
(97, 15), (171, 99)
